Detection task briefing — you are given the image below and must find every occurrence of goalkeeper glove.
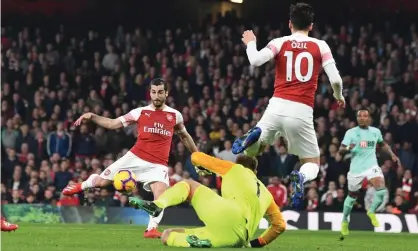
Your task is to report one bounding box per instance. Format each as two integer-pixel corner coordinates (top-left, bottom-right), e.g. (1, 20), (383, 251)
(194, 166), (212, 176)
(249, 238), (266, 248)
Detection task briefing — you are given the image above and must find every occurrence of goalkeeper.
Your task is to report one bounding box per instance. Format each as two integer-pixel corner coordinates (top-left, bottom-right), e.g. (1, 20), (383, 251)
(129, 152), (286, 248)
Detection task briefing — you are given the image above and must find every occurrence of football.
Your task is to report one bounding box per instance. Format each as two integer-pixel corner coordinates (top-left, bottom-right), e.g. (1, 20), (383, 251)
(113, 170), (137, 192)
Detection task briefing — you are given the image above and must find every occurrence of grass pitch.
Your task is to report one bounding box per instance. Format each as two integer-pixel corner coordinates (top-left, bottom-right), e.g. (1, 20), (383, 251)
(1, 223), (416, 251)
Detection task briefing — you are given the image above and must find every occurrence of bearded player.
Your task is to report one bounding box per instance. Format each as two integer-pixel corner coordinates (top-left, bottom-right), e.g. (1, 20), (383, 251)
(63, 78), (198, 238)
(129, 153), (286, 248)
(232, 3), (345, 208)
(338, 109), (399, 237)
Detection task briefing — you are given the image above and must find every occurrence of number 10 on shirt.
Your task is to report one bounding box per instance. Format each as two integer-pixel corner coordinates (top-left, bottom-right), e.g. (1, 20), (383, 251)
(284, 51), (314, 83)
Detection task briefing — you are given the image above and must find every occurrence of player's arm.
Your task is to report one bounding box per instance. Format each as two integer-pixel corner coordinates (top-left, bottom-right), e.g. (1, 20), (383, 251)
(376, 130), (400, 163)
(320, 41), (344, 105)
(191, 152), (234, 176)
(117, 108), (141, 129)
(174, 112), (198, 153)
(91, 114), (123, 130)
(246, 41), (275, 66)
(243, 31), (283, 66)
(74, 112), (124, 130)
(250, 200), (286, 247)
(175, 122), (198, 153)
(339, 130), (354, 156)
(324, 63), (343, 98)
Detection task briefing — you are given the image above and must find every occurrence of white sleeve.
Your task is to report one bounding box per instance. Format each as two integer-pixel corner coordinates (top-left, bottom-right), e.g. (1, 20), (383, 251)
(118, 108), (142, 127)
(246, 38), (283, 66)
(318, 40), (336, 67)
(324, 63), (343, 98)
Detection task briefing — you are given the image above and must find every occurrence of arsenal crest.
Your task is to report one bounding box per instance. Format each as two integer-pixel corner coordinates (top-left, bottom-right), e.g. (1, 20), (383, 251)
(104, 169), (111, 176)
(166, 114), (173, 122)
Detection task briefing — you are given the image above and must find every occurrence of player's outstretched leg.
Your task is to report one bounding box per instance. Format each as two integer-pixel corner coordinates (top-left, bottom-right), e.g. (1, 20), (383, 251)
(289, 170), (304, 208)
(232, 127), (262, 155)
(341, 192), (357, 236)
(290, 162), (319, 208)
(62, 174), (104, 195)
(367, 177), (387, 227)
(129, 197), (163, 217)
(129, 180), (193, 214)
(144, 182), (167, 238)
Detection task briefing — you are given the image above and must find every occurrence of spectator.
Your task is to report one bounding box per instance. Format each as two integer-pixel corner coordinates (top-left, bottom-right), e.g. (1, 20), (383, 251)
(42, 189), (56, 205)
(171, 162), (184, 183)
(54, 160), (72, 191)
(267, 177), (287, 208)
(216, 140), (236, 162)
(392, 195), (409, 213)
(334, 188), (345, 210)
(320, 193), (339, 212)
(306, 188), (319, 211)
(47, 122), (72, 158)
(25, 193), (38, 204)
(102, 45), (119, 71)
(9, 190), (24, 204)
(2, 149), (19, 183)
(321, 181), (338, 203)
(95, 188), (120, 207)
(32, 131), (49, 161)
(274, 144), (296, 178)
(1, 183), (10, 204)
(15, 124), (34, 152)
(74, 124), (96, 158)
(120, 194), (129, 207)
(2, 119), (18, 149)
(398, 141), (417, 174)
(401, 170), (413, 201)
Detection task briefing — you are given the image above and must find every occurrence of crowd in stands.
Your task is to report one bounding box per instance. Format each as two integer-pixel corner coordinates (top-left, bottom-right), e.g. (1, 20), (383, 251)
(1, 12), (418, 215)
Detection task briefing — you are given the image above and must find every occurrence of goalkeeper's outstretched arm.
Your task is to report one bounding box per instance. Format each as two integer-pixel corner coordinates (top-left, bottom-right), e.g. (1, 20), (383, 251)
(191, 152), (234, 176)
(250, 200), (286, 247)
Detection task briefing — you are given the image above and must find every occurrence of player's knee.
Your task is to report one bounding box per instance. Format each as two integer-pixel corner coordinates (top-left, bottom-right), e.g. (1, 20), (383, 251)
(371, 177), (385, 189)
(95, 177), (109, 187)
(299, 161), (319, 179)
(278, 220), (286, 234)
(150, 182), (168, 199)
(161, 229), (172, 245)
(348, 191), (358, 199)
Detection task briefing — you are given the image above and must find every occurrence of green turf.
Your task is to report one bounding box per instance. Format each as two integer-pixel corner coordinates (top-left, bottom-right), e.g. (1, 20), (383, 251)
(1, 223), (416, 251)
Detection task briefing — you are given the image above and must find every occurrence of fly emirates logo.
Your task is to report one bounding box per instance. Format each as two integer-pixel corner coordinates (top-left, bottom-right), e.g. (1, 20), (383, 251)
(143, 122), (172, 136)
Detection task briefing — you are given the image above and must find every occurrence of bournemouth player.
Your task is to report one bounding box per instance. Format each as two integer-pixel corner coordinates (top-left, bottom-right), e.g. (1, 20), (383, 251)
(62, 78), (199, 238)
(338, 109), (399, 236)
(129, 153), (286, 248)
(232, 3), (345, 207)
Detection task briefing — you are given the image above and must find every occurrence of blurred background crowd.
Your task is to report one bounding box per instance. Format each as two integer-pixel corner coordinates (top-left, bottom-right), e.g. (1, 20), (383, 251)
(1, 0), (418, 215)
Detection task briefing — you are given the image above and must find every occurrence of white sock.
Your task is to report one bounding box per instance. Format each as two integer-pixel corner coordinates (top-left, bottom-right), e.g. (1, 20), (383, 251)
(299, 162), (319, 183)
(147, 210), (164, 230)
(81, 174), (100, 190)
(244, 140), (261, 157)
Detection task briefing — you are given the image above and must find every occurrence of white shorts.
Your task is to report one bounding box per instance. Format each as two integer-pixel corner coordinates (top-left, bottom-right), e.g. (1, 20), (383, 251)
(257, 97), (319, 159)
(347, 166), (384, 192)
(100, 151), (169, 192)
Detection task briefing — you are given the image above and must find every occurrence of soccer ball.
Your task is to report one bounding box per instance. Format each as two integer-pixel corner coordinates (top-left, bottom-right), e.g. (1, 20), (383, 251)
(113, 170), (137, 192)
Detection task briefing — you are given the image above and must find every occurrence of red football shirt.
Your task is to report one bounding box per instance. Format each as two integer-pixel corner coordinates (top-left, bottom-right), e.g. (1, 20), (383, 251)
(266, 33), (335, 107)
(119, 105), (183, 166)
